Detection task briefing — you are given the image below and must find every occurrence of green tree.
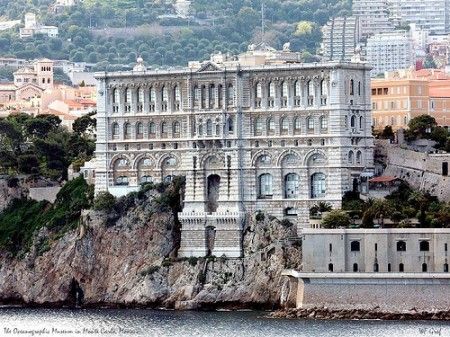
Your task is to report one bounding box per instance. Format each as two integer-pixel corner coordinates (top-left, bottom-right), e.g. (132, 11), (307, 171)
(93, 191), (116, 211)
(381, 125), (394, 139)
(322, 210), (351, 228)
(407, 115), (437, 139)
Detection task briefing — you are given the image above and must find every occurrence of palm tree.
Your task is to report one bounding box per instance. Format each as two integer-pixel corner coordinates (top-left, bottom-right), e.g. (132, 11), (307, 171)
(367, 199), (394, 227)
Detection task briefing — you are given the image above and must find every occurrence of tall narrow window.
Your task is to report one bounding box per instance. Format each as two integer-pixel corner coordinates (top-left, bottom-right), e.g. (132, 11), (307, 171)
(267, 118), (275, 134)
(227, 84), (234, 106)
(328, 263), (333, 272)
(353, 263), (358, 272)
(254, 117), (263, 135)
(259, 173), (273, 198)
(311, 173), (326, 198)
(112, 88), (119, 104)
(422, 263), (428, 272)
(206, 119), (213, 136)
(350, 79), (354, 95)
(227, 117), (234, 133)
(124, 88), (131, 103)
(255, 82), (262, 98)
(320, 116), (327, 130)
(280, 117), (289, 134)
(399, 263), (404, 272)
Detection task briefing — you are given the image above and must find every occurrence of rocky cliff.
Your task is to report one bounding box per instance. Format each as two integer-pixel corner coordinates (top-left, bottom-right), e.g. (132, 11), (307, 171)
(0, 186), (301, 309)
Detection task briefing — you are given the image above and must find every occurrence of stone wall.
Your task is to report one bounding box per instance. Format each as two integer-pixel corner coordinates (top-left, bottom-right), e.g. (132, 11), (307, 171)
(28, 186), (62, 203)
(283, 271), (450, 312)
(378, 140), (450, 201)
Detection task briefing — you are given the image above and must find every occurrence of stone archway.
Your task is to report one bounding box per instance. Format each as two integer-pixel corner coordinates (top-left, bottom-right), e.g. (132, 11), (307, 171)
(206, 174), (220, 213)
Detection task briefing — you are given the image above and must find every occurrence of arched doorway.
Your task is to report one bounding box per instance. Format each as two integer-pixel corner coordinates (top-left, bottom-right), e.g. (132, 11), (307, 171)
(206, 174), (220, 213)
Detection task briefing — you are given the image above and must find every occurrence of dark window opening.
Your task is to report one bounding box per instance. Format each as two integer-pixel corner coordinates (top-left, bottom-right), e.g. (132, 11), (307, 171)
(422, 263), (428, 272)
(351, 241), (360, 252)
(388, 263), (391, 272)
(420, 241), (430, 252)
(353, 263), (358, 272)
(445, 263), (449, 273)
(374, 263), (379, 272)
(399, 263), (404, 272)
(397, 240), (406, 252)
(328, 263), (333, 272)
(443, 162), (448, 176)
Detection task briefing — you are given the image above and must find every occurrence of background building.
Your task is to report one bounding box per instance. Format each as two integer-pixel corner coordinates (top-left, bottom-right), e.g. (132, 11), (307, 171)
(366, 31), (414, 76)
(372, 69), (450, 130)
(388, 0), (450, 35)
(20, 13), (58, 38)
(353, 0), (394, 38)
(321, 16), (361, 61)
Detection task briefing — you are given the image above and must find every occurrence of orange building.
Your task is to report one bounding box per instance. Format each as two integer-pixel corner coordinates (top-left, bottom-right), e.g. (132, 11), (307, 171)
(371, 69), (450, 130)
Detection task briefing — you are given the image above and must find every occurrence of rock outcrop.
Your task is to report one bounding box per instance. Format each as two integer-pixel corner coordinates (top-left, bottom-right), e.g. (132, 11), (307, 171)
(0, 188), (301, 309)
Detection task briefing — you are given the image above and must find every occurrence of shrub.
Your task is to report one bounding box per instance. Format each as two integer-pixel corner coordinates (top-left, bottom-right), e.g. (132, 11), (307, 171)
(255, 211), (265, 222)
(188, 256), (198, 266)
(93, 191), (116, 211)
(140, 265), (160, 276)
(322, 210), (351, 228)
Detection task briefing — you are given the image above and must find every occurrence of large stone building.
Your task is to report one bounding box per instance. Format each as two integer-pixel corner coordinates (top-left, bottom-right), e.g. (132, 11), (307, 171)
(93, 46), (374, 257)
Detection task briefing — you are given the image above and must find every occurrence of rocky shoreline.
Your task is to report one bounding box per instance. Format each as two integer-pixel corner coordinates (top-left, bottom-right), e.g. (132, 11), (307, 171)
(271, 307), (450, 320)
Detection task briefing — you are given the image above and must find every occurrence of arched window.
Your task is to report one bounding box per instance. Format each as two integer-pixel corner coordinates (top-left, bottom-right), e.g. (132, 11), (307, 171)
(161, 86), (168, 102)
(374, 263), (379, 272)
(356, 151), (362, 164)
(124, 88), (131, 103)
(267, 118), (275, 133)
(255, 82), (262, 98)
(307, 80), (314, 96)
(227, 117), (234, 133)
(351, 115), (356, 128)
(307, 116), (314, 130)
(311, 173), (326, 198)
(136, 122), (143, 138)
(353, 263), (358, 272)
(140, 175), (153, 184)
(112, 88), (119, 104)
(284, 173), (299, 199)
(161, 122), (168, 136)
(320, 116), (327, 129)
(388, 263), (392, 272)
(422, 263), (428, 272)
(254, 117), (263, 135)
(198, 120), (203, 136)
(172, 121), (180, 134)
(320, 79), (327, 96)
(193, 85), (199, 106)
(294, 80), (301, 97)
(174, 85), (181, 101)
(358, 81), (361, 96)
(359, 116), (364, 129)
(112, 123), (119, 138)
(258, 173), (273, 198)
(268, 82), (275, 97)
(399, 263), (404, 272)
(351, 241), (360, 252)
(206, 119), (213, 136)
(218, 84), (223, 107)
(149, 87), (155, 102)
(350, 79), (354, 95)
(227, 84), (234, 105)
(123, 123), (131, 139)
(137, 87), (144, 103)
(294, 117), (301, 132)
(281, 81), (288, 98)
(348, 151), (354, 164)
(328, 263), (333, 272)
(280, 117), (289, 134)
(215, 119), (220, 136)
(444, 263), (449, 273)
(209, 84), (215, 108)
(420, 241), (430, 251)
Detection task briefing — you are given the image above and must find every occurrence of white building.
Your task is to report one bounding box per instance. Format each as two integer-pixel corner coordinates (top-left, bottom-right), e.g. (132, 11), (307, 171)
(321, 16), (362, 62)
(20, 13), (59, 38)
(93, 46), (374, 257)
(353, 0), (394, 38)
(366, 31), (414, 76)
(302, 228), (450, 273)
(388, 0), (450, 35)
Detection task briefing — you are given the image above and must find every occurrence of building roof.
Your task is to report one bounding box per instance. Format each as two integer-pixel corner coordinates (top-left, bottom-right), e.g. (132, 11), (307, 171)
(14, 67), (34, 74)
(369, 176), (398, 183)
(0, 83), (17, 91)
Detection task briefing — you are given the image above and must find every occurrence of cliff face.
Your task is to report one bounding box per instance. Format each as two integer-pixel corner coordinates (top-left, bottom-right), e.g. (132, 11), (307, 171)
(0, 188), (301, 309)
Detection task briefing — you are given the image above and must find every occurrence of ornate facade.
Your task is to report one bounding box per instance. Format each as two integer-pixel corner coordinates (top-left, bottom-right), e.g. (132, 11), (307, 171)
(94, 48), (374, 258)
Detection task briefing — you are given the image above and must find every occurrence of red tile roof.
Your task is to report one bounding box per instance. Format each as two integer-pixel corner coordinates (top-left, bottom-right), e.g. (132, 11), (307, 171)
(369, 176), (398, 183)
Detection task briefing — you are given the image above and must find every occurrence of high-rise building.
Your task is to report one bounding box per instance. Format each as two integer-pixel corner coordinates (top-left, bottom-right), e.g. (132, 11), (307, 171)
(322, 16), (361, 61)
(366, 31), (414, 76)
(388, 0), (450, 35)
(353, 0), (394, 38)
(93, 46), (374, 257)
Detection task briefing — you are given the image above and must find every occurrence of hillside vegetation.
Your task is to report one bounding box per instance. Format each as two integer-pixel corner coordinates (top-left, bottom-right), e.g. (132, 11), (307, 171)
(0, 0), (351, 69)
